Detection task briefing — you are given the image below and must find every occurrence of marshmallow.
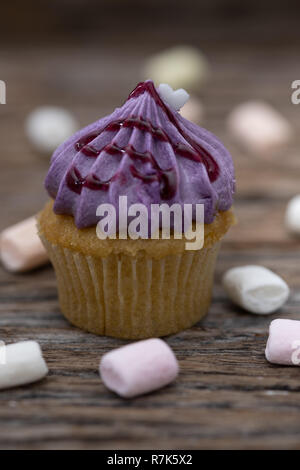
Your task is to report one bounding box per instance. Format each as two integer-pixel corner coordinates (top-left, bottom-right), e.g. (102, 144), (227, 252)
(100, 338), (179, 398)
(180, 95), (204, 124)
(266, 319), (300, 365)
(285, 195), (300, 235)
(0, 216), (48, 272)
(223, 265), (289, 314)
(25, 106), (79, 154)
(0, 341), (48, 389)
(143, 46), (209, 91)
(158, 83), (189, 111)
(227, 101), (292, 152)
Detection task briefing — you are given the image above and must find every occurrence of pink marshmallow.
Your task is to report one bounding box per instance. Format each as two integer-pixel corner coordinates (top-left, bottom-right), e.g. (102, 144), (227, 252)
(0, 216), (48, 272)
(265, 319), (300, 365)
(180, 95), (204, 124)
(99, 338), (179, 398)
(227, 101), (292, 152)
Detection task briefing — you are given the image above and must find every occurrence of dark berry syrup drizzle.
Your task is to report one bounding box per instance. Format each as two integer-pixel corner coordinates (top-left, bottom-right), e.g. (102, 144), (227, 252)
(67, 81), (219, 200)
(129, 81), (219, 181)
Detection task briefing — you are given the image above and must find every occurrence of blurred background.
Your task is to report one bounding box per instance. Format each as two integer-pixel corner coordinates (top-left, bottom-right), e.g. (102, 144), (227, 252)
(1, 0), (300, 247)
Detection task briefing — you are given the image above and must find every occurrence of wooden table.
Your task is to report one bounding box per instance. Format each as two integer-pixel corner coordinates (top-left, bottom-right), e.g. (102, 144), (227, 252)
(1, 41), (300, 450)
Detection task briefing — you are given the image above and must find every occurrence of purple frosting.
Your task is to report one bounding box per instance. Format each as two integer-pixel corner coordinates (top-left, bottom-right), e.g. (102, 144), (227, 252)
(45, 80), (235, 228)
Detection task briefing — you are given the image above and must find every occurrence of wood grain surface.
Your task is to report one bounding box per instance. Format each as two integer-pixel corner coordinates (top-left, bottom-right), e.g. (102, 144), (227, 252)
(0, 38), (300, 450)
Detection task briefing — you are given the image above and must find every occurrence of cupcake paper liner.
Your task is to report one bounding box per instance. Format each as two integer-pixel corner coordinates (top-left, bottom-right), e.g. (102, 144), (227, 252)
(41, 235), (221, 339)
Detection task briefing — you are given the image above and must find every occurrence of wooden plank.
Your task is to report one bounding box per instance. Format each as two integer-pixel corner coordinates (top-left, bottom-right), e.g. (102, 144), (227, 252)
(0, 41), (300, 449)
(0, 247), (300, 449)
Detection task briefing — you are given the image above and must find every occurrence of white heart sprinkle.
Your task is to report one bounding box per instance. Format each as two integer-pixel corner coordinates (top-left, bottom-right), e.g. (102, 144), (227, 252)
(158, 83), (189, 111)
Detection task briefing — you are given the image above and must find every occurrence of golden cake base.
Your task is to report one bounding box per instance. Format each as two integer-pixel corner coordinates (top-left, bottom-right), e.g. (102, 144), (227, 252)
(38, 201), (235, 339)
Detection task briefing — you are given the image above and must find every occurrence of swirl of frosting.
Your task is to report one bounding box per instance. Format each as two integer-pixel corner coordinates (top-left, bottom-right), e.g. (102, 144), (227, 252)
(45, 80), (235, 228)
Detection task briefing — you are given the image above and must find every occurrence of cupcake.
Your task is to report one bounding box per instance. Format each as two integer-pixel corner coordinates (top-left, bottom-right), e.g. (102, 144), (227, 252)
(38, 80), (235, 339)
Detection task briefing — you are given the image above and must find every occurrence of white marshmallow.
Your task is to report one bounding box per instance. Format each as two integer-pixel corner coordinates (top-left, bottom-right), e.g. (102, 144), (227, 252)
(180, 95), (204, 124)
(25, 106), (79, 154)
(158, 83), (189, 111)
(143, 46), (209, 91)
(285, 195), (300, 235)
(227, 101), (292, 152)
(223, 265), (290, 314)
(100, 338), (179, 398)
(0, 341), (48, 390)
(0, 216), (48, 272)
